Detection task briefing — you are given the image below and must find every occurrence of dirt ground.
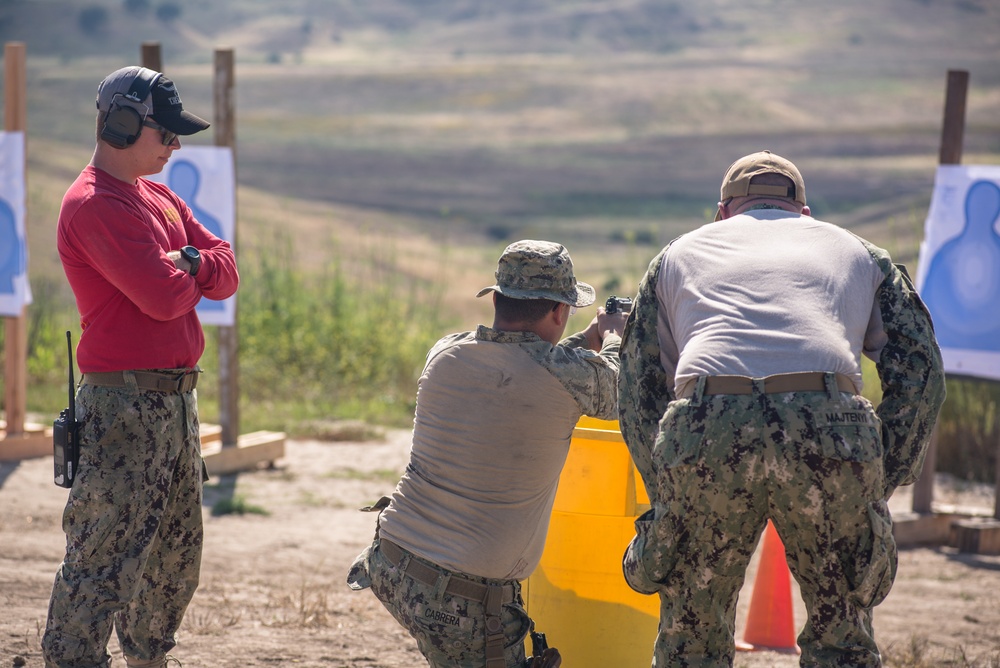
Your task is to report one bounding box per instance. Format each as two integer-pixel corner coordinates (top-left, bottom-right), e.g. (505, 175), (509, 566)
(2, 429), (1000, 668)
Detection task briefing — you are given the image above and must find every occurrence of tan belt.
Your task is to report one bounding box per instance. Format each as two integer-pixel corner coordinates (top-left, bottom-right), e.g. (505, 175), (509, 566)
(678, 372), (857, 399)
(82, 369), (200, 393)
(378, 538), (516, 605)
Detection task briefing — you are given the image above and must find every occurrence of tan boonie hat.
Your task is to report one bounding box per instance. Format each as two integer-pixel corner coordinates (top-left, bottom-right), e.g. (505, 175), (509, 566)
(715, 150), (807, 221)
(476, 240), (596, 307)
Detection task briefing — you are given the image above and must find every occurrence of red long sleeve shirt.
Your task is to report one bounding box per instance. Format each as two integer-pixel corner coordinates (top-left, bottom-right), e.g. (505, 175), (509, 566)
(57, 165), (240, 372)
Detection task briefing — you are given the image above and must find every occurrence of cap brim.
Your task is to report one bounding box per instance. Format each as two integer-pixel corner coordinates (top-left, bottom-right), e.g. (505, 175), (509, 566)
(476, 282), (596, 308)
(154, 109), (210, 136)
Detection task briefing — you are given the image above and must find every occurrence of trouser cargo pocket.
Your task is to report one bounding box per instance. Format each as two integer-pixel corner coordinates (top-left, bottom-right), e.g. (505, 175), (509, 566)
(847, 500), (897, 609)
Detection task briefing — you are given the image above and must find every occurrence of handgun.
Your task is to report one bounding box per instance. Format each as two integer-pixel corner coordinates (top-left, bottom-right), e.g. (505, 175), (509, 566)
(53, 331), (79, 488)
(605, 295), (633, 315)
(530, 630), (548, 655)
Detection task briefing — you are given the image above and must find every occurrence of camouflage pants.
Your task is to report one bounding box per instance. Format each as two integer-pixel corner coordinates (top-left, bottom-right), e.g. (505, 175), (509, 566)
(43, 384), (204, 668)
(623, 381), (896, 668)
(361, 539), (531, 667)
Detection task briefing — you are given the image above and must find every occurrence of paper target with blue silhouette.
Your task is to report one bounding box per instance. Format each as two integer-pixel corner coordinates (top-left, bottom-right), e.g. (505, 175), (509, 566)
(149, 146), (236, 326)
(916, 165), (1000, 381)
(0, 131), (32, 317)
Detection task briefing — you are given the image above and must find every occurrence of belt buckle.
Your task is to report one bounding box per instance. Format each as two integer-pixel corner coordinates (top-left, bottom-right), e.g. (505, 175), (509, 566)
(173, 368), (199, 392)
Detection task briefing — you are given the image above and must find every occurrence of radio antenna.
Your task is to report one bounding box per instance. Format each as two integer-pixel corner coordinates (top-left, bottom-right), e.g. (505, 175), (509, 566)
(66, 331), (75, 417)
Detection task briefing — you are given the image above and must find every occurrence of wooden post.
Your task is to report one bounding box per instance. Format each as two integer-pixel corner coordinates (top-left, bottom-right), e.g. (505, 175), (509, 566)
(938, 70), (968, 166)
(132, 44), (282, 471)
(912, 69), (969, 514)
(142, 44), (239, 448)
(141, 42), (162, 73)
(3, 42), (28, 437)
(912, 426), (938, 514)
(214, 48), (239, 447)
(995, 425), (1000, 520)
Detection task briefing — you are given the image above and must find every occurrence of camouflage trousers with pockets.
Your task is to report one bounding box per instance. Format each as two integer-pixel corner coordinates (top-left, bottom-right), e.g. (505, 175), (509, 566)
(623, 380), (896, 668)
(42, 383), (204, 668)
(350, 538), (532, 667)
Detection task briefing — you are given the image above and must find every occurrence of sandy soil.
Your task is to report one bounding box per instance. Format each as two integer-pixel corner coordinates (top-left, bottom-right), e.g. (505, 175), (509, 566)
(2, 430), (999, 668)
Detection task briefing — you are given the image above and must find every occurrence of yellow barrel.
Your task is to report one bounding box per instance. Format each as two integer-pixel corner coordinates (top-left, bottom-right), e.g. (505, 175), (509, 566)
(523, 416), (659, 665)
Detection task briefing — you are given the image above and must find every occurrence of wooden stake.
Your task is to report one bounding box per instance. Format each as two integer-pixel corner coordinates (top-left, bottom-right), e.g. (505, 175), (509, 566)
(214, 48), (239, 447)
(939, 70), (969, 166)
(141, 42), (162, 73)
(912, 69), (968, 515)
(3, 42), (28, 437)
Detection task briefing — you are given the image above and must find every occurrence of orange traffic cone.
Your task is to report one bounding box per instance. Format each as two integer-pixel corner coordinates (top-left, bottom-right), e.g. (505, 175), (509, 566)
(735, 520), (800, 654)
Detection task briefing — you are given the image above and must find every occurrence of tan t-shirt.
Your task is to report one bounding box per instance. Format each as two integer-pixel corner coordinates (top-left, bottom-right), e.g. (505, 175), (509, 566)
(378, 325), (620, 580)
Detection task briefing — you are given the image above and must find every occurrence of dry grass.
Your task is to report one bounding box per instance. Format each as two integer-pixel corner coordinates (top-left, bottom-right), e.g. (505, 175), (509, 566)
(883, 636), (1000, 668)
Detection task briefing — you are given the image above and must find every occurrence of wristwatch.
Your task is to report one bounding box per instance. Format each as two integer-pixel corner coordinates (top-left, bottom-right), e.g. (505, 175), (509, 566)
(180, 245), (201, 276)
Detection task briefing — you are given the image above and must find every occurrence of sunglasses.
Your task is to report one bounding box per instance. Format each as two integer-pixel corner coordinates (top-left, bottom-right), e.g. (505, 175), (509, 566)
(142, 119), (179, 146)
(555, 303), (577, 316)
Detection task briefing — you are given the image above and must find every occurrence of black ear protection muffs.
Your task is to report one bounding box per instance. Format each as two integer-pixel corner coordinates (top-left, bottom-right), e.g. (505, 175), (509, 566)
(99, 67), (163, 149)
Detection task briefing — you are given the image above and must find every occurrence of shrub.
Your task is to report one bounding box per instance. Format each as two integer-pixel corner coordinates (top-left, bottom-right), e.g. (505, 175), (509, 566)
(78, 5), (109, 34)
(155, 2), (181, 22)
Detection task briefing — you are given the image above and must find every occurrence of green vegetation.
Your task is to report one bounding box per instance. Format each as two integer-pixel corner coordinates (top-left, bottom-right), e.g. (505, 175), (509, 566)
(227, 230), (448, 431)
(1, 0), (998, 481)
(937, 377), (1000, 484)
(0, 229), (448, 434)
(210, 494), (269, 517)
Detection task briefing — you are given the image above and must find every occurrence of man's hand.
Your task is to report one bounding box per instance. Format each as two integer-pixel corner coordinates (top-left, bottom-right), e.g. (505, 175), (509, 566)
(597, 307), (627, 341)
(581, 307), (627, 351)
(581, 314), (602, 351)
(166, 249), (193, 275)
(530, 648), (561, 667)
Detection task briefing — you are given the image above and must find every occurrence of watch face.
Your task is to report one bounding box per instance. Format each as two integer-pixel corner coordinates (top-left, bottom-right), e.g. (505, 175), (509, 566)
(181, 246), (200, 275)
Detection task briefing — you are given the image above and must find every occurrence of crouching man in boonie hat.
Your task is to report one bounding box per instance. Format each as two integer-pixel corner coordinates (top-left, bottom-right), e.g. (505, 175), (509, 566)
(347, 240), (627, 667)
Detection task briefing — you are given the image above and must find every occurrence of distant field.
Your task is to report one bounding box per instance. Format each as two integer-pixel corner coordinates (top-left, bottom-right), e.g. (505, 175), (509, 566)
(7, 0), (1000, 321)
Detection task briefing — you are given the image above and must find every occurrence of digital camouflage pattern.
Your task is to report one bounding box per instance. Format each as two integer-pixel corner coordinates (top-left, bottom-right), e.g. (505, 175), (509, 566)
(475, 239), (596, 307)
(357, 541), (532, 667)
(861, 239), (947, 495)
(491, 326), (621, 420)
(618, 235), (945, 505)
(425, 326), (621, 421)
(617, 246), (671, 499)
(43, 384), (204, 668)
(623, 386), (894, 666)
(617, 233), (945, 667)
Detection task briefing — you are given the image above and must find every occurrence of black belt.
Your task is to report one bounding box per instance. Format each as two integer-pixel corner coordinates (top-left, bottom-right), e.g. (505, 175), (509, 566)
(678, 372), (857, 399)
(378, 538), (516, 604)
(82, 368), (200, 393)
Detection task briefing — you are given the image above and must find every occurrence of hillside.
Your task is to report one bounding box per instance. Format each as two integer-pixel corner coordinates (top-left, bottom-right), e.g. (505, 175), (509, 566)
(2, 0), (1000, 304)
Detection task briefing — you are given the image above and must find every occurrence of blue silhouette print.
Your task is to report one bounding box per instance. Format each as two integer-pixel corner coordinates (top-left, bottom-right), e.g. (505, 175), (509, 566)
(0, 196), (25, 297)
(921, 179), (1000, 350)
(168, 159), (224, 312)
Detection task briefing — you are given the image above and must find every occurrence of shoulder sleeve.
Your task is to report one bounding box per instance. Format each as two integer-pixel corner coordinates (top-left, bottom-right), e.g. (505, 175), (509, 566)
(618, 247), (671, 498)
(526, 336), (621, 421)
(158, 183), (239, 300)
(66, 193), (203, 321)
(863, 240), (947, 496)
(558, 331), (589, 350)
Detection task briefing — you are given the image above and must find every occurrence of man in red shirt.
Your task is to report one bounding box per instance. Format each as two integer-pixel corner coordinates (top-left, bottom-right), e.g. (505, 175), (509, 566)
(43, 66), (239, 668)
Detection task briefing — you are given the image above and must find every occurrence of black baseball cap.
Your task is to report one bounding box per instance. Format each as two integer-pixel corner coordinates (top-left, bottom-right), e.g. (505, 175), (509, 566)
(97, 66), (210, 136)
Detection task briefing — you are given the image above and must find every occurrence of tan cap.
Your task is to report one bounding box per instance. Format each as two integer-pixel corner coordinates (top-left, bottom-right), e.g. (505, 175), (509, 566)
(716, 150), (806, 220)
(476, 240), (596, 307)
